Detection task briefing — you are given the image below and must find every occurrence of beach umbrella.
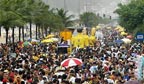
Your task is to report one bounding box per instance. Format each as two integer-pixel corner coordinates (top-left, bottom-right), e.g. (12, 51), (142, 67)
(50, 38), (59, 42)
(41, 39), (53, 43)
(61, 58), (82, 67)
(45, 34), (55, 38)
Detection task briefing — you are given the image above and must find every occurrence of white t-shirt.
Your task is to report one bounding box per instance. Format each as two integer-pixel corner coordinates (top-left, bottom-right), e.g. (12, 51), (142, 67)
(69, 76), (76, 84)
(39, 80), (44, 84)
(0, 81), (3, 84)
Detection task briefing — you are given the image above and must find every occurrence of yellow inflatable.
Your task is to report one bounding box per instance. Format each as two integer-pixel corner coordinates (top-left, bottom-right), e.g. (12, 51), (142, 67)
(82, 28), (89, 47)
(82, 27), (87, 35)
(91, 27), (96, 36)
(89, 36), (96, 46)
(71, 29), (89, 48)
(71, 28), (97, 48)
(71, 33), (85, 48)
(89, 27), (96, 46)
(60, 29), (72, 41)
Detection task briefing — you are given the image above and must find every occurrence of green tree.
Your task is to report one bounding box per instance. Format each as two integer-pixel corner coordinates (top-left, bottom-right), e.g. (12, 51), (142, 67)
(56, 9), (74, 27)
(115, 0), (144, 33)
(0, 0), (25, 44)
(34, 7), (64, 38)
(0, 0), (66, 43)
(21, 0), (40, 39)
(80, 12), (98, 27)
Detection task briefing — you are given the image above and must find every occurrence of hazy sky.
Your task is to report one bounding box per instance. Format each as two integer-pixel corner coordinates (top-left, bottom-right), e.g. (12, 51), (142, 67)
(42, 0), (129, 19)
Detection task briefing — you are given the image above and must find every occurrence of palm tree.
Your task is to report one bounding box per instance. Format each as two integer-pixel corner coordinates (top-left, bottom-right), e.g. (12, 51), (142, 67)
(0, 0), (67, 43)
(56, 9), (74, 27)
(0, 0), (25, 44)
(33, 1), (50, 39)
(0, 10), (12, 44)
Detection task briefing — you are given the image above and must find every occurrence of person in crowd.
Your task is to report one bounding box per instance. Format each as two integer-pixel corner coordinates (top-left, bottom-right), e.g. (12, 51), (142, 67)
(0, 27), (143, 84)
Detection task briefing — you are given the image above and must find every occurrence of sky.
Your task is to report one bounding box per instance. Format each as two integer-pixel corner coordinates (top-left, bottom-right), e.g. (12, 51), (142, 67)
(42, 0), (130, 19)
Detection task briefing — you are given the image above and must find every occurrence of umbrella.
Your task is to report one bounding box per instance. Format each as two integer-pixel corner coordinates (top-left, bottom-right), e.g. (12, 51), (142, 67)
(10, 53), (16, 58)
(115, 40), (124, 44)
(121, 38), (132, 44)
(41, 39), (53, 43)
(23, 41), (31, 46)
(120, 32), (128, 36)
(50, 38), (59, 42)
(107, 27), (111, 29)
(28, 39), (40, 42)
(45, 34), (55, 38)
(116, 25), (125, 32)
(118, 28), (125, 32)
(127, 35), (133, 39)
(96, 25), (101, 29)
(61, 58), (82, 67)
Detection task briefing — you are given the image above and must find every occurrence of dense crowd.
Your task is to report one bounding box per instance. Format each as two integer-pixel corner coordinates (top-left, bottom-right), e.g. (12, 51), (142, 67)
(0, 28), (144, 84)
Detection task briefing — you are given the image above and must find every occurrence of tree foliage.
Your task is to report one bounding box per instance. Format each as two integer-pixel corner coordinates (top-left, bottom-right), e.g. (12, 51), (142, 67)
(80, 12), (98, 27)
(0, 0), (72, 43)
(56, 9), (74, 27)
(115, 0), (144, 33)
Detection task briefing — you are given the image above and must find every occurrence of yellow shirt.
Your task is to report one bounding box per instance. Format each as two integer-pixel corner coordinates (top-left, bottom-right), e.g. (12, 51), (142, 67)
(32, 56), (39, 62)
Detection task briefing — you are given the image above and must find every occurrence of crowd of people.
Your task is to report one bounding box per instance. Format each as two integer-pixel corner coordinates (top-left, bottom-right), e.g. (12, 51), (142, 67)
(0, 27), (144, 84)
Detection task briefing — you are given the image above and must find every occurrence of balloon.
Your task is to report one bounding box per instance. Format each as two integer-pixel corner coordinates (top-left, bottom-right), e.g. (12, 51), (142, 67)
(120, 32), (128, 36)
(89, 36), (96, 46)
